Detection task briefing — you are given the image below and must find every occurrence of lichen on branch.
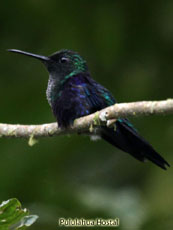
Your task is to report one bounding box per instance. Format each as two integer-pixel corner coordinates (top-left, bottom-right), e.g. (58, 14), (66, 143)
(0, 99), (172, 140)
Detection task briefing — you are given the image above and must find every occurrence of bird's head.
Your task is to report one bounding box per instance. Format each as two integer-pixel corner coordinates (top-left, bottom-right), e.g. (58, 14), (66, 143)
(8, 49), (88, 83)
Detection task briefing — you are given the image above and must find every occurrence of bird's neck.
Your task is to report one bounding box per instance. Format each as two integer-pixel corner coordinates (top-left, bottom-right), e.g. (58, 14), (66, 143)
(60, 69), (84, 85)
(46, 71), (89, 107)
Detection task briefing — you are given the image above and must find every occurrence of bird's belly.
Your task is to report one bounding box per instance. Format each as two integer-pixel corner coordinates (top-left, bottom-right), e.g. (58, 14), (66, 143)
(54, 93), (90, 128)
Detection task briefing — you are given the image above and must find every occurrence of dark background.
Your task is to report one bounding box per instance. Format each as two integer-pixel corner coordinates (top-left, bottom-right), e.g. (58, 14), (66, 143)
(0, 1), (173, 229)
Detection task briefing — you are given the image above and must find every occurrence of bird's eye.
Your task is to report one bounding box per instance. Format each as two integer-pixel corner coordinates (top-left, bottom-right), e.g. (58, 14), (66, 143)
(59, 57), (69, 64)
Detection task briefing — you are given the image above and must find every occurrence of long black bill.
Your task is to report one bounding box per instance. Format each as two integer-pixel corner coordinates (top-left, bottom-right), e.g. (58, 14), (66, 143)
(7, 49), (50, 62)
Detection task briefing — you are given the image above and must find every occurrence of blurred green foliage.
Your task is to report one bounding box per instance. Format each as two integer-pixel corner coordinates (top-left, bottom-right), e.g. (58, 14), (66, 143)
(0, 0), (172, 229)
(0, 198), (38, 229)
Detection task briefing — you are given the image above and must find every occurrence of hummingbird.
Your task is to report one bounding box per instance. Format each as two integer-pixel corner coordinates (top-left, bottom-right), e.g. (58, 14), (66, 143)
(8, 49), (170, 170)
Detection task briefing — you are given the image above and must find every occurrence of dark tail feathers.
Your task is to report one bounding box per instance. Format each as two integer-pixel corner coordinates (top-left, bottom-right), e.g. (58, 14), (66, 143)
(101, 120), (170, 170)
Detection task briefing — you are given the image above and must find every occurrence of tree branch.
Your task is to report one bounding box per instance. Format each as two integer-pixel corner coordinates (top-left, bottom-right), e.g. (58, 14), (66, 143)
(0, 99), (172, 141)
